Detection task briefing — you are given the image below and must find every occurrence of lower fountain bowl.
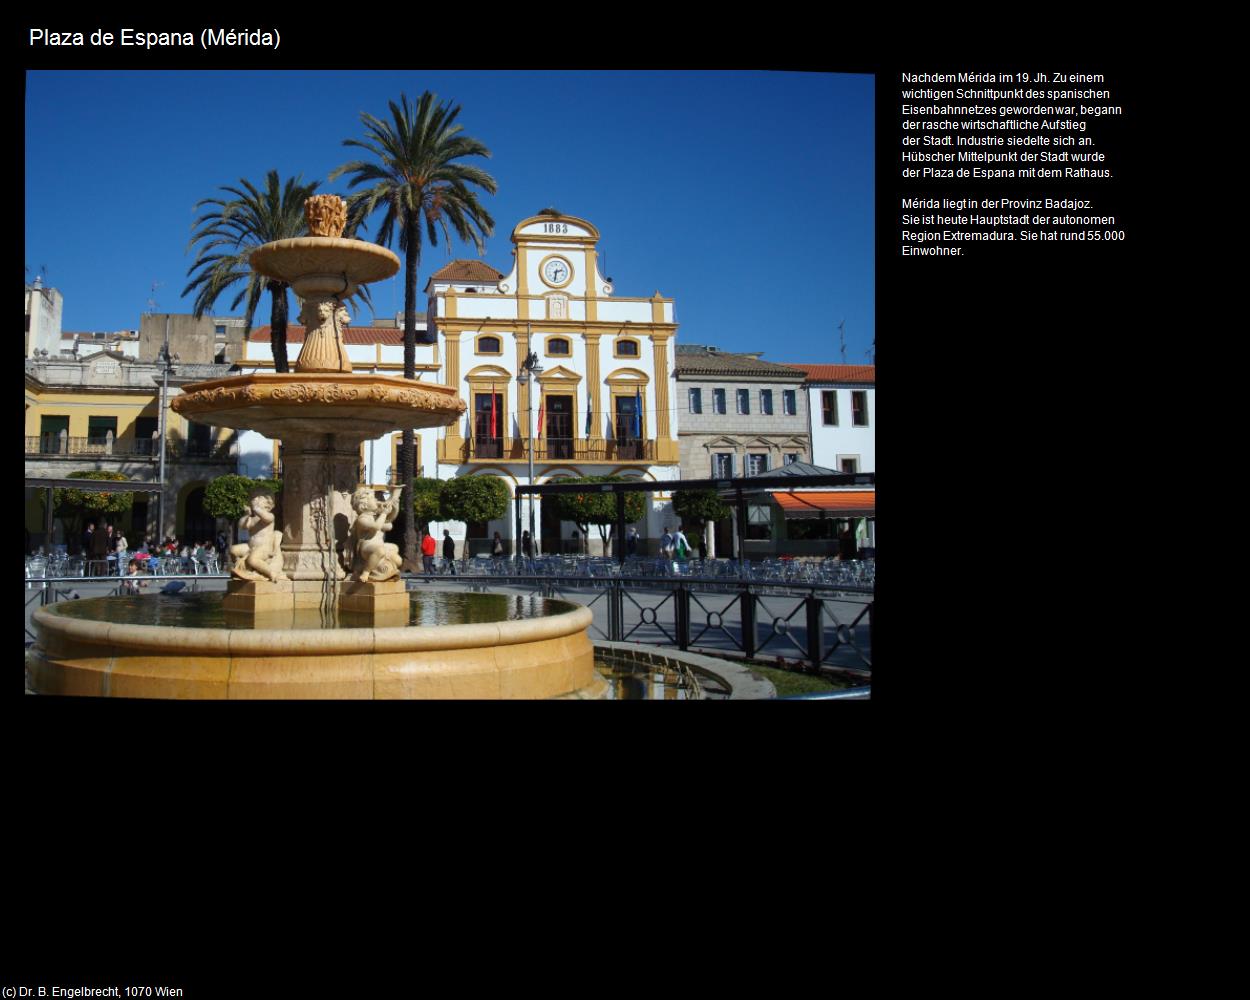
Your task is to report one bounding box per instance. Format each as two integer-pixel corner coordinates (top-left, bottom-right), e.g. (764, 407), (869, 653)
(29, 592), (596, 699)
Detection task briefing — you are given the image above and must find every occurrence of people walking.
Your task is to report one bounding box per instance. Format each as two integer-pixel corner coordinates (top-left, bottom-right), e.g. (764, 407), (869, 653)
(660, 527), (674, 559)
(492, 531), (506, 560)
(421, 530), (437, 576)
(674, 525), (691, 561)
(89, 520), (111, 576)
(521, 530), (533, 559)
(442, 530), (457, 575)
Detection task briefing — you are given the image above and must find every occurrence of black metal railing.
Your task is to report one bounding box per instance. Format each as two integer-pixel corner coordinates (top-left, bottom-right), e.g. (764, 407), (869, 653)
(459, 437), (657, 462)
(25, 436), (238, 461)
(169, 440), (238, 460)
(405, 570), (873, 675)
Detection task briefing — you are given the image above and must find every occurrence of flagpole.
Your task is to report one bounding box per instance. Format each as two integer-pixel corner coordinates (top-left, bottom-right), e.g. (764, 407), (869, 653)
(518, 347), (541, 559)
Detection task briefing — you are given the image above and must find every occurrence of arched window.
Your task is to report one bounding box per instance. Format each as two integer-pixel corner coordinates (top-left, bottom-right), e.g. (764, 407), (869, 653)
(614, 338), (640, 358)
(546, 337), (571, 357)
(475, 335), (502, 355)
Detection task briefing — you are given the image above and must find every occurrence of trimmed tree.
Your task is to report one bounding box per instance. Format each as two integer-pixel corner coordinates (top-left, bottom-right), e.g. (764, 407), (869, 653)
(204, 475), (282, 542)
(671, 488), (730, 538)
(553, 475), (646, 549)
(54, 471), (135, 548)
(411, 477), (444, 534)
(439, 475), (510, 526)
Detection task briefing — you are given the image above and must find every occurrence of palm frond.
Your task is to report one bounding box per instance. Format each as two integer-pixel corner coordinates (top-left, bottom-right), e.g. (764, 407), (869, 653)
(184, 169), (318, 366)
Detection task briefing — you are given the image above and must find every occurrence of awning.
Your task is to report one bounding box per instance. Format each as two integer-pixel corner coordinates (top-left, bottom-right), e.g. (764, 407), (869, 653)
(773, 490), (875, 518)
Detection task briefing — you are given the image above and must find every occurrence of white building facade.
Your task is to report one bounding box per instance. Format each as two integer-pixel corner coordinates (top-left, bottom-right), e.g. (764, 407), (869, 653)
(791, 364), (875, 475)
(235, 211), (682, 556)
(787, 363), (875, 554)
(25, 278), (63, 359)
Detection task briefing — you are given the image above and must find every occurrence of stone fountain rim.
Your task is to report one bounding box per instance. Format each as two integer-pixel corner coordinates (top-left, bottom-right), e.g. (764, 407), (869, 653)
(34, 602), (593, 655)
(173, 371), (463, 396)
(250, 236), (400, 263)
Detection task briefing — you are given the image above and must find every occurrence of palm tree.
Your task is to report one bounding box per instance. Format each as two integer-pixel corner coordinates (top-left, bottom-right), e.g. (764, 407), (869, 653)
(184, 170), (320, 374)
(331, 91), (498, 570)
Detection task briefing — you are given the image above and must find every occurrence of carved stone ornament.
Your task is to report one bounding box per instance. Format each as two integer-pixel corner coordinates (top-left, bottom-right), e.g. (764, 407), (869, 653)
(305, 195), (348, 238)
(173, 374), (467, 421)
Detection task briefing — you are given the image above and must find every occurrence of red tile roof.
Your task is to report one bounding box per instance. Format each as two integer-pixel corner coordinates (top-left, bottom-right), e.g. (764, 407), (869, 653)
(249, 326), (406, 345)
(790, 364), (875, 384)
(427, 260), (505, 282)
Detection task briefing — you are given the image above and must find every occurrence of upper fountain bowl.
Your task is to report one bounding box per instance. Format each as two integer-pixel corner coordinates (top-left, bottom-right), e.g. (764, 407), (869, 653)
(248, 193), (399, 298)
(250, 237), (399, 298)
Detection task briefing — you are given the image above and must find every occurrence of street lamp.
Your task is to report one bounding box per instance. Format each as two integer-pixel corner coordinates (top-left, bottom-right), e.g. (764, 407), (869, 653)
(516, 343), (543, 563)
(155, 329), (180, 543)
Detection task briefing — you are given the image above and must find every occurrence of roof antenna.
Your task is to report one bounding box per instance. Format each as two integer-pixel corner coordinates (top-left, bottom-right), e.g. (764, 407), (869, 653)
(145, 281), (162, 316)
(838, 319), (846, 364)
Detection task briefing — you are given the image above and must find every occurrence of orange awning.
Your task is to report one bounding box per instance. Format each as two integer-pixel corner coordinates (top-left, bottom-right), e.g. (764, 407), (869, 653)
(773, 491), (875, 517)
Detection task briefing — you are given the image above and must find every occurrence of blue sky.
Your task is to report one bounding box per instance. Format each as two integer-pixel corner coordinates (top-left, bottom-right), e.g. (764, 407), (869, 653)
(25, 70), (874, 366)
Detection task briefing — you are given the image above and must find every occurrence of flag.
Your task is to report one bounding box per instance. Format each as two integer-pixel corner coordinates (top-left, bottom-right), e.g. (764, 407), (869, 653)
(490, 386), (497, 438)
(536, 398), (544, 438)
(585, 401), (592, 436)
(633, 388), (642, 439)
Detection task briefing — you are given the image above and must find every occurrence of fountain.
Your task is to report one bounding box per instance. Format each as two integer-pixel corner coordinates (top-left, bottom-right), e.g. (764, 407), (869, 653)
(28, 197), (599, 698)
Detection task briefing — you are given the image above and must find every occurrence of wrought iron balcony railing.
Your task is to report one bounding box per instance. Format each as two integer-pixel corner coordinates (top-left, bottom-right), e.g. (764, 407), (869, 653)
(25, 435), (239, 461)
(459, 436), (656, 463)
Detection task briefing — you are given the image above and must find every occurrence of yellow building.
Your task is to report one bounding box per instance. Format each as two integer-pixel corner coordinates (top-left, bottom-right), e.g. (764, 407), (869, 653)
(24, 349), (237, 549)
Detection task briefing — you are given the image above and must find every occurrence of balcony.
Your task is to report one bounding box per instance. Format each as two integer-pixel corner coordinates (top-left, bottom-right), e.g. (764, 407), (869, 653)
(25, 436), (239, 462)
(456, 436), (657, 464)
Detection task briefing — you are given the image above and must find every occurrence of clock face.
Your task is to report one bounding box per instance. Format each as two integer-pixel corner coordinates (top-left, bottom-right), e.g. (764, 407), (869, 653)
(542, 257), (571, 286)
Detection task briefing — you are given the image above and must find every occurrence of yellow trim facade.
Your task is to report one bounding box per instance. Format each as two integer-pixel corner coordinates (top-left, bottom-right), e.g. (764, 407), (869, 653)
(427, 212), (680, 468)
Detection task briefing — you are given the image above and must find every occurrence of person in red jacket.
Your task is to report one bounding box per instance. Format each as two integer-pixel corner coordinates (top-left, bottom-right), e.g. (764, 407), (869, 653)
(420, 530), (437, 576)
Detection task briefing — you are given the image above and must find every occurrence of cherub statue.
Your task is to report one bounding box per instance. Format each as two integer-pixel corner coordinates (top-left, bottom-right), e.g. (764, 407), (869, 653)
(349, 486), (404, 583)
(229, 490), (287, 582)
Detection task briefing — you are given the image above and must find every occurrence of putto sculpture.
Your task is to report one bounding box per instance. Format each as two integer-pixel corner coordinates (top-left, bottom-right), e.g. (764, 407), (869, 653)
(348, 486), (405, 583)
(229, 490), (287, 583)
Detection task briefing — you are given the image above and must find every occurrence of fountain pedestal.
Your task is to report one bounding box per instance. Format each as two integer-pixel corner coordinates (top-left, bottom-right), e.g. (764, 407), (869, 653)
(339, 579), (409, 614)
(173, 371), (467, 592)
(276, 432), (358, 581)
(170, 198), (460, 603)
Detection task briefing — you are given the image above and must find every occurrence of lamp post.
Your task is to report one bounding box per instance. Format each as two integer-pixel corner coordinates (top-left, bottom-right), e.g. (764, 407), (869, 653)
(155, 326), (180, 544)
(517, 346), (543, 563)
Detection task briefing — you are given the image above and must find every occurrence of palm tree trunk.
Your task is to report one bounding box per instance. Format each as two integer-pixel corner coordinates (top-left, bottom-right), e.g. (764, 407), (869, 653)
(398, 214), (421, 570)
(269, 281), (290, 374)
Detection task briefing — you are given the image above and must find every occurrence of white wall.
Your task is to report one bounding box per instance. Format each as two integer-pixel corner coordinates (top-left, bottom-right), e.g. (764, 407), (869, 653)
(26, 285), (64, 358)
(807, 385), (875, 472)
(237, 429), (274, 478)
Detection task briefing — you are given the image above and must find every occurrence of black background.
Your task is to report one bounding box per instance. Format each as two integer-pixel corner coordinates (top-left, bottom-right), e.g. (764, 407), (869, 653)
(16, 27), (1158, 938)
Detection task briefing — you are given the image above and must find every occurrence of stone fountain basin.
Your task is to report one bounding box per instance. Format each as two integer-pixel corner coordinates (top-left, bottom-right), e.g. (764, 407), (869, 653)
(250, 237), (399, 292)
(171, 372), (466, 438)
(29, 601), (596, 699)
